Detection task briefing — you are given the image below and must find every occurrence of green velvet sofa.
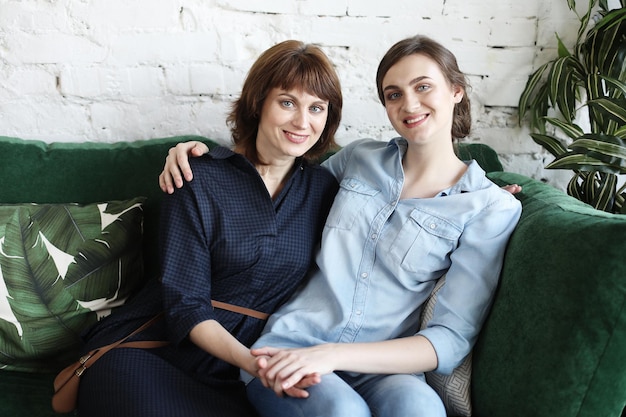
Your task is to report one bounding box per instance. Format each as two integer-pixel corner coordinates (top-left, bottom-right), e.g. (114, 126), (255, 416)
(0, 135), (624, 417)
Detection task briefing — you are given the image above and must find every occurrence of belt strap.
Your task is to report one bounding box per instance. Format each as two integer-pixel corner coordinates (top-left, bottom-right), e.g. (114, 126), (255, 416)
(211, 300), (269, 320)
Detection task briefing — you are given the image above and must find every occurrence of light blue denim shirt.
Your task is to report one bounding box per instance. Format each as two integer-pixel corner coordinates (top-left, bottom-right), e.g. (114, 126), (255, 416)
(248, 138), (522, 376)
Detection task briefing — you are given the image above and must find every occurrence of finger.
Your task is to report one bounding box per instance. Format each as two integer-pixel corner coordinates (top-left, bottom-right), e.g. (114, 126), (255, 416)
(251, 346), (280, 357)
(502, 184), (522, 194)
(283, 386), (310, 399)
(173, 155), (191, 184)
(191, 142), (210, 156)
(262, 357), (303, 395)
(294, 373), (321, 389)
(266, 360), (312, 394)
(175, 141), (208, 182)
(158, 173), (169, 193)
(158, 163), (178, 194)
(278, 368), (313, 392)
(256, 356), (268, 370)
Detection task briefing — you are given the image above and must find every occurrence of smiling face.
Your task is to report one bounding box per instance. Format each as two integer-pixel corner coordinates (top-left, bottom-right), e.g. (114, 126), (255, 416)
(381, 53), (464, 146)
(256, 87), (329, 162)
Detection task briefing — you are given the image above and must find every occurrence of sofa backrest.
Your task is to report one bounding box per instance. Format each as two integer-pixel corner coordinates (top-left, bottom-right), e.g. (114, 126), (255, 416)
(0, 135), (218, 281)
(0, 136), (502, 281)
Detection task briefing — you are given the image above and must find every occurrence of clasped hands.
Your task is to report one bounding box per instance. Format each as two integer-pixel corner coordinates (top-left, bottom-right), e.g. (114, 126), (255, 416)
(251, 345), (335, 398)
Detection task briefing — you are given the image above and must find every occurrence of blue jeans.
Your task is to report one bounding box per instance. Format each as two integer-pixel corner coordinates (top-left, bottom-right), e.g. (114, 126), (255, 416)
(246, 372), (446, 417)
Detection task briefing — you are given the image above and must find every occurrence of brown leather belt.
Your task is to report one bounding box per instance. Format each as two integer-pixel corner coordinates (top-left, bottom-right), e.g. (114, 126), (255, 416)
(211, 300), (269, 320)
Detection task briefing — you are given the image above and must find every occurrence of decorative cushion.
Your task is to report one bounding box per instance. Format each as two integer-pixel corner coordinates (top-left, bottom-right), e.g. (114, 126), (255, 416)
(473, 171), (626, 417)
(0, 198), (145, 372)
(420, 275), (472, 417)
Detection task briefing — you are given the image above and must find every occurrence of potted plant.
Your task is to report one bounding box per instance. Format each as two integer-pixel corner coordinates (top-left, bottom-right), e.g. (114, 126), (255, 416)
(518, 0), (626, 213)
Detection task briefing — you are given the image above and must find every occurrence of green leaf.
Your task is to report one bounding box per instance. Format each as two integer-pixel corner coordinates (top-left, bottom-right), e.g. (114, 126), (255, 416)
(567, 174), (583, 200)
(600, 75), (626, 97)
(569, 139), (626, 174)
(614, 125), (626, 138)
(584, 7), (626, 79)
(587, 98), (626, 126)
(518, 62), (551, 126)
(64, 203), (144, 309)
(0, 207), (92, 366)
(544, 117), (585, 139)
(530, 133), (569, 157)
(556, 33), (572, 58)
(0, 198), (145, 371)
(568, 133), (626, 164)
(548, 56), (582, 122)
(575, 0), (599, 49)
(547, 151), (625, 174)
(590, 172), (617, 211)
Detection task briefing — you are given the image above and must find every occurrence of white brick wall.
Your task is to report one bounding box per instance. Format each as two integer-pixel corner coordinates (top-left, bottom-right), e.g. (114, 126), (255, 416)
(0, 0), (590, 188)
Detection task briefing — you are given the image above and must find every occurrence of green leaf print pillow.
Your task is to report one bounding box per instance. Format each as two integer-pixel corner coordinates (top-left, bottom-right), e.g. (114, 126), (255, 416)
(0, 198), (145, 372)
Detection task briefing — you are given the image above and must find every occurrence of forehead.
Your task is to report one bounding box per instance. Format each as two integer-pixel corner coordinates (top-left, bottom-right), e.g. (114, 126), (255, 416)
(382, 53), (445, 85)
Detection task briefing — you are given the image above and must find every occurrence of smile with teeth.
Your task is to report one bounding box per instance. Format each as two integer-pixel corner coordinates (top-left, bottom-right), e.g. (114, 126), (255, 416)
(285, 131), (308, 142)
(404, 114), (428, 125)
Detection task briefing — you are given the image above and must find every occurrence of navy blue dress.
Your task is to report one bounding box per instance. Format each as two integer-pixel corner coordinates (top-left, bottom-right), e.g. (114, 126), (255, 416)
(77, 147), (338, 417)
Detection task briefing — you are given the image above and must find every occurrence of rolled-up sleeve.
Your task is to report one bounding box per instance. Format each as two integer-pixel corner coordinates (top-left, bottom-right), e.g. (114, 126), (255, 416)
(419, 193), (521, 374)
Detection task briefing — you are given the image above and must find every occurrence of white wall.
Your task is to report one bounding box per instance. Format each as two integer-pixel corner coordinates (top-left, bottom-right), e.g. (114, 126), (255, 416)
(0, 0), (590, 187)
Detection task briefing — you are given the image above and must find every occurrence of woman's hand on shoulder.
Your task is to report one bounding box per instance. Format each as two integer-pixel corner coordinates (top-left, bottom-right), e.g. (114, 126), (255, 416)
(158, 141), (210, 194)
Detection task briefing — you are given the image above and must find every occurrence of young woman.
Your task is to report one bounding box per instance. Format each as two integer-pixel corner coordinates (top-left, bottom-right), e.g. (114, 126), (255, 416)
(76, 40), (342, 417)
(159, 35), (522, 417)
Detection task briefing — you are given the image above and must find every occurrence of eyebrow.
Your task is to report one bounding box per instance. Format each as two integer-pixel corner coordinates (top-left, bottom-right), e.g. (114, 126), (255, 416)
(277, 92), (329, 106)
(382, 76), (431, 92)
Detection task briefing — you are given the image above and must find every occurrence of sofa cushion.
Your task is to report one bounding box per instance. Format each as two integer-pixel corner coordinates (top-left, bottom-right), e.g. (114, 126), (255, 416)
(0, 198), (145, 372)
(0, 135), (217, 280)
(473, 171), (626, 417)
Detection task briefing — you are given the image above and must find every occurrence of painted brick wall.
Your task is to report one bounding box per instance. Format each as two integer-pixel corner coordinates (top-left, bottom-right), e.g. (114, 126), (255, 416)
(0, 0), (593, 187)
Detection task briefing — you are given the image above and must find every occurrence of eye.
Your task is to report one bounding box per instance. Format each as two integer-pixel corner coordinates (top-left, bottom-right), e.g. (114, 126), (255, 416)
(416, 84), (431, 92)
(386, 91), (401, 101)
(281, 100), (295, 108)
(310, 104), (326, 114)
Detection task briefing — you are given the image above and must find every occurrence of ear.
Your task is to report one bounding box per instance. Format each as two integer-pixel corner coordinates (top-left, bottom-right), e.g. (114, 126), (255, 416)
(452, 85), (464, 104)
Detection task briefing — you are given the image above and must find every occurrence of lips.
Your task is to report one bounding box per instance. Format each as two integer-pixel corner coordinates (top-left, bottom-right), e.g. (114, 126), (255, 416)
(284, 131), (309, 144)
(404, 114), (428, 127)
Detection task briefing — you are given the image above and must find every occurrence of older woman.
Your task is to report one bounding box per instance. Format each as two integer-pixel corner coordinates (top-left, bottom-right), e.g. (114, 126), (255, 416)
(76, 40), (342, 417)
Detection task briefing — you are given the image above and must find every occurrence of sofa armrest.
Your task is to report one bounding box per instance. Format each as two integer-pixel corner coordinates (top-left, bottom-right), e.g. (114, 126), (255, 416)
(472, 171), (626, 417)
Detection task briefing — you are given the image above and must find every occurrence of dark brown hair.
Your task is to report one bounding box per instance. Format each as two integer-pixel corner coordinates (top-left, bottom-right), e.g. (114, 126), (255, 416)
(375, 35), (471, 140)
(227, 40), (342, 163)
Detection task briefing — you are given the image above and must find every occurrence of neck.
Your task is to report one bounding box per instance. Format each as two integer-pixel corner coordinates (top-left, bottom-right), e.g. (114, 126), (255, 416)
(400, 141), (467, 199)
(255, 156), (297, 200)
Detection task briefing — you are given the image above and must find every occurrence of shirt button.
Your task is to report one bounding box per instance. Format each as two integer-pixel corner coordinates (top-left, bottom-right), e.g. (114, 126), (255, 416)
(429, 223), (437, 229)
(356, 310), (362, 315)
(361, 272), (368, 279)
(371, 233), (377, 240)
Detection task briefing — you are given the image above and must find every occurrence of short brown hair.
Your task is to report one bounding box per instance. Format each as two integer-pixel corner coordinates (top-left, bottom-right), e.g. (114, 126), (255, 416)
(375, 35), (471, 140)
(227, 40), (342, 163)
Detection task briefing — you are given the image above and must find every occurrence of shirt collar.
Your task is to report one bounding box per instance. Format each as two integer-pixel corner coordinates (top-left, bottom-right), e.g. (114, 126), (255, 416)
(209, 145), (306, 171)
(387, 137), (487, 196)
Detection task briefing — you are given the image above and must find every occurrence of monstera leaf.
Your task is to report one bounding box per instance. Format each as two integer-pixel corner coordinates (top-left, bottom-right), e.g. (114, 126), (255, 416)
(0, 198), (145, 372)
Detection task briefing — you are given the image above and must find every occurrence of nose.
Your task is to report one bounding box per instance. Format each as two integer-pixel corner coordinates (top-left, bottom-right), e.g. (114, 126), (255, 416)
(402, 93), (420, 112)
(292, 109), (309, 129)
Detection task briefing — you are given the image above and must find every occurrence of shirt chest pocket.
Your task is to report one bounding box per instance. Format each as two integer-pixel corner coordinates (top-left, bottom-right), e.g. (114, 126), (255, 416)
(388, 209), (462, 274)
(325, 178), (380, 230)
